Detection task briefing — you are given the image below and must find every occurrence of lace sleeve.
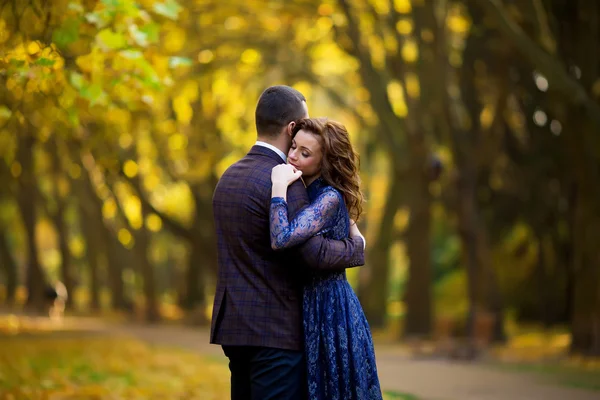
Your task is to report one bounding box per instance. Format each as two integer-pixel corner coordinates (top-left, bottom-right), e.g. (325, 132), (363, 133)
(270, 189), (341, 250)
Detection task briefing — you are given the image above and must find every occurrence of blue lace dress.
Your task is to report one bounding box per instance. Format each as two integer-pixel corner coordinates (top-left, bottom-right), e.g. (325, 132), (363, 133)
(270, 177), (382, 400)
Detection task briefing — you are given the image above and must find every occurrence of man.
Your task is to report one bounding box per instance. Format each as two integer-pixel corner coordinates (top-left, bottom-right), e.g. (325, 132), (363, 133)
(211, 85), (365, 400)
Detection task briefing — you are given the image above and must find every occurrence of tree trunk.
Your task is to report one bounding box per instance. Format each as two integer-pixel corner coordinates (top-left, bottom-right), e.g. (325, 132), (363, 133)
(105, 231), (128, 310)
(569, 185), (600, 355)
(53, 204), (75, 308)
(78, 197), (102, 312)
(360, 169), (403, 328)
(403, 153), (433, 337)
(0, 229), (18, 305)
(564, 102), (600, 355)
(78, 160), (128, 311)
(180, 187), (217, 318)
(49, 140), (76, 307)
(136, 201), (160, 323)
(16, 135), (46, 311)
(455, 165), (481, 333)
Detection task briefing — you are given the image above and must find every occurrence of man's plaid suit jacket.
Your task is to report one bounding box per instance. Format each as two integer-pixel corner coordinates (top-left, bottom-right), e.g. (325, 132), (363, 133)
(210, 145), (365, 351)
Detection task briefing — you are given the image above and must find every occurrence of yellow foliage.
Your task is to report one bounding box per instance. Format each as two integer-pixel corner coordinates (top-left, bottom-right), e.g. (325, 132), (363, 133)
(480, 105), (495, 129)
(146, 213), (163, 232)
(144, 173), (161, 192)
(152, 182), (195, 225)
(181, 80), (199, 102)
(0, 336), (230, 399)
(123, 195), (143, 229)
(163, 25), (187, 53)
(396, 19), (413, 35)
(169, 133), (188, 151)
(311, 43), (359, 76)
(118, 228), (134, 248)
(368, 36), (386, 71)
(173, 95), (193, 125)
(123, 159), (139, 178)
(118, 132), (134, 149)
(10, 161), (22, 178)
(240, 48), (261, 65)
(401, 39), (418, 63)
(404, 72), (420, 99)
(386, 80), (408, 118)
(394, 0), (412, 13)
(447, 14), (471, 34)
(69, 235), (86, 258)
(318, 4), (334, 16)
(102, 198), (117, 220)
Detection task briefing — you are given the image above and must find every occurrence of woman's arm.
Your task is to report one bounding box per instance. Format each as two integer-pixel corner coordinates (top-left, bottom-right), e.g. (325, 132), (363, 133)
(270, 189), (340, 250)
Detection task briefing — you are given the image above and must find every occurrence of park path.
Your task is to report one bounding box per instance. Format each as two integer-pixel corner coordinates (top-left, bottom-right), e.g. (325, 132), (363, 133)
(90, 320), (599, 400)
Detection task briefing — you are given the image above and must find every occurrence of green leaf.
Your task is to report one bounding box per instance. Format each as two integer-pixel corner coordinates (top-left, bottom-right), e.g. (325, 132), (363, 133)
(96, 29), (127, 50)
(0, 106), (12, 120)
(130, 26), (148, 47)
(81, 83), (108, 106)
(34, 58), (56, 67)
(101, 0), (121, 7)
(52, 18), (80, 49)
(85, 10), (111, 28)
(8, 59), (26, 68)
(140, 23), (159, 43)
(120, 49), (143, 59)
(67, 2), (84, 13)
(67, 107), (79, 126)
(69, 72), (85, 90)
(152, 0), (182, 20)
(169, 57), (192, 68)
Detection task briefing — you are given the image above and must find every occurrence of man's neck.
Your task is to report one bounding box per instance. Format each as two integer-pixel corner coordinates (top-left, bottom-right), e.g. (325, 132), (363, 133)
(256, 136), (288, 156)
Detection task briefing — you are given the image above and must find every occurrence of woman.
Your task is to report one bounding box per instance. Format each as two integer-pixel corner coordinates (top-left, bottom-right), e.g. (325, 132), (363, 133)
(270, 118), (382, 400)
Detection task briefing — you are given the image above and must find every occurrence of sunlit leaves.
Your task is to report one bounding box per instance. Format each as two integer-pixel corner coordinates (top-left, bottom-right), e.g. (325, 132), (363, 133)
(152, 0), (183, 20)
(145, 213), (162, 232)
(387, 80), (408, 117)
(96, 29), (128, 50)
(123, 160), (139, 178)
(52, 18), (80, 49)
(169, 56), (192, 68)
(401, 39), (418, 63)
(173, 96), (193, 124)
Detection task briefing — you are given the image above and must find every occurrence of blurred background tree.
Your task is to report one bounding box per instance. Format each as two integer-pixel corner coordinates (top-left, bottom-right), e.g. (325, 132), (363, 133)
(0, 0), (598, 356)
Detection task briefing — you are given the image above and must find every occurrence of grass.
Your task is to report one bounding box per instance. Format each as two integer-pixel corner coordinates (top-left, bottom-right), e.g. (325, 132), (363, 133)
(492, 361), (600, 391)
(0, 333), (419, 399)
(0, 336), (230, 399)
(488, 328), (600, 391)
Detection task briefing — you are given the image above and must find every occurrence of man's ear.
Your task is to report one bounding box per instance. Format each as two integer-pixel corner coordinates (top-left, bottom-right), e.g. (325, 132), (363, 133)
(287, 121), (295, 137)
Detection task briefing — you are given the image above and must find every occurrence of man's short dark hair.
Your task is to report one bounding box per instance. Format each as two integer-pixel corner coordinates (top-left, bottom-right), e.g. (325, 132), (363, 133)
(255, 85), (306, 137)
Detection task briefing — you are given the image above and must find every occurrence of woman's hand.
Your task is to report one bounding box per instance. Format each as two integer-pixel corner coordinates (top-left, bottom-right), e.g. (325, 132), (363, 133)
(349, 219), (361, 237)
(271, 164), (302, 200)
(272, 164), (302, 186)
(349, 219), (365, 249)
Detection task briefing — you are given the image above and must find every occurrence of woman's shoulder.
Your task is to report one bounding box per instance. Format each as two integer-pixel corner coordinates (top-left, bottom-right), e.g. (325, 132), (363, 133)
(318, 185), (345, 205)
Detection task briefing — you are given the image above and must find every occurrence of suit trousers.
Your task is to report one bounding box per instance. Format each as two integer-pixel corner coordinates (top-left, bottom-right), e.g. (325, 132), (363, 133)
(222, 345), (307, 400)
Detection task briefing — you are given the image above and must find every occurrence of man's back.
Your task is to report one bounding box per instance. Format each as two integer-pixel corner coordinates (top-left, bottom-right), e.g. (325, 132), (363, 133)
(211, 145), (307, 350)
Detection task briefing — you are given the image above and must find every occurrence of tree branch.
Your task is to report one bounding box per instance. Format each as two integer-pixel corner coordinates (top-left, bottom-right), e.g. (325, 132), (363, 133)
(120, 169), (194, 242)
(477, 0), (600, 129)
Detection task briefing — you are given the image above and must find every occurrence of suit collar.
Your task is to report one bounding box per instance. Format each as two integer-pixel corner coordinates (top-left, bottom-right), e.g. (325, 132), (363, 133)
(255, 141), (287, 162)
(248, 144), (287, 164)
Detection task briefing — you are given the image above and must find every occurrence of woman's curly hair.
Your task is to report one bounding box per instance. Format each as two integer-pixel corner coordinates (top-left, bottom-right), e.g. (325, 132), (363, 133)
(292, 118), (365, 221)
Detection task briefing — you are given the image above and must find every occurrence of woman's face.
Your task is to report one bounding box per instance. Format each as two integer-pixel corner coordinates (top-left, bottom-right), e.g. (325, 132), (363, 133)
(287, 129), (323, 182)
